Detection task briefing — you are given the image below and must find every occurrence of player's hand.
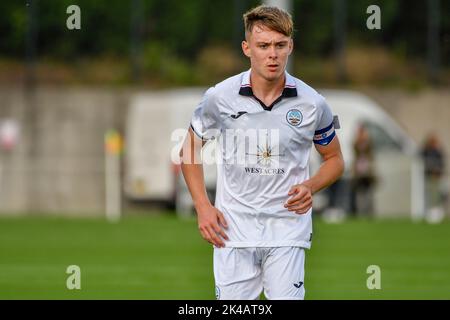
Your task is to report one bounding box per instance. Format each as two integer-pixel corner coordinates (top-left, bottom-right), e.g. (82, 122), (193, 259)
(196, 204), (229, 248)
(284, 184), (313, 215)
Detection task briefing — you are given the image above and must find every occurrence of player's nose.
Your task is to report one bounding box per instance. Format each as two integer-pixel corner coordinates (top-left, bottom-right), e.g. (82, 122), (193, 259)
(268, 45), (277, 59)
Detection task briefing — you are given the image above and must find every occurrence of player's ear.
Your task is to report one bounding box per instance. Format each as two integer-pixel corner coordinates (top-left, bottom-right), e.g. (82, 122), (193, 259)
(242, 40), (251, 58)
(288, 38), (294, 55)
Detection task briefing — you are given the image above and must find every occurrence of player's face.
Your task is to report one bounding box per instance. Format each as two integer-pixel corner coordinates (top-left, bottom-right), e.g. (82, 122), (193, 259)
(242, 24), (293, 82)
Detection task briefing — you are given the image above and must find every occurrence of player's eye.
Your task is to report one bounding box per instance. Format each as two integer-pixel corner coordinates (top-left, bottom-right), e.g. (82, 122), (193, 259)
(259, 44), (268, 49)
(276, 43), (287, 49)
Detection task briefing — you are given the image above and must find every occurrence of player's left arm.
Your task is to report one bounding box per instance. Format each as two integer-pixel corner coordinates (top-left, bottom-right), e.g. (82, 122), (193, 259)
(285, 136), (345, 214)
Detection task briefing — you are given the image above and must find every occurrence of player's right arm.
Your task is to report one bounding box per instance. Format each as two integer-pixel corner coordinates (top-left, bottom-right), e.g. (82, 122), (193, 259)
(179, 128), (228, 248)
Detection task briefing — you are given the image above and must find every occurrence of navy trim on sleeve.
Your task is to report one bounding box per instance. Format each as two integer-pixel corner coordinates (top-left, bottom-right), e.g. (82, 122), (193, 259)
(314, 122), (334, 135)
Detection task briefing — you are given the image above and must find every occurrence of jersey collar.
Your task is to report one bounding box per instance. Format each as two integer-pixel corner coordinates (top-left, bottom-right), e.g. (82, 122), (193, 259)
(238, 69), (298, 98)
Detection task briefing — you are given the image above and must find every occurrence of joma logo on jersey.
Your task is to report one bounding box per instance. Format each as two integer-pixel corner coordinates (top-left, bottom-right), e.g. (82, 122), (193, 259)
(230, 111), (248, 119)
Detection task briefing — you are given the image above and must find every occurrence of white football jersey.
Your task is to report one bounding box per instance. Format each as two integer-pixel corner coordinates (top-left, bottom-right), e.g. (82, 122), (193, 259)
(190, 70), (336, 249)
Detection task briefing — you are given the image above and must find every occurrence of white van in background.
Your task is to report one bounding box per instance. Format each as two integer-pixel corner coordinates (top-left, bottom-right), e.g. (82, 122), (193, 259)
(125, 89), (425, 219)
(124, 89), (217, 209)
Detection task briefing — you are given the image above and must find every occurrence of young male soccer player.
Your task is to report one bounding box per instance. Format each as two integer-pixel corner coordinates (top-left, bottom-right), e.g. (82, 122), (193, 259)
(180, 5), (344, 300)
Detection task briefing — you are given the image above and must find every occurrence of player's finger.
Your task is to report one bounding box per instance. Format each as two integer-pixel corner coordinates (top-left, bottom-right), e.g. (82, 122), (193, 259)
(295, 208), (311, 215)
(202, 227), (217, 246)
(286, 188), (309, 205)
(206, 226), (225, 248)
(288, 187), (311, 204)
(294, 200), (313, 214)
(285, 192), (307, 206)
(285, 194), (301, 206)
(199, 227), (212, 244)
(285, 198), (303, 208)
(287, 195), (311, 209)
(212, 222), (229, 241)
(290, 198), (312, 211)
(286, 192), (311, 208)
(217, 211), (228, 229)
(288, 186), (298, 196)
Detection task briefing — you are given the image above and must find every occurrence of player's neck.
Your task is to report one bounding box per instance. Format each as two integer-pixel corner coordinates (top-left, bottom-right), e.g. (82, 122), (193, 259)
(250, 71), (285, 104)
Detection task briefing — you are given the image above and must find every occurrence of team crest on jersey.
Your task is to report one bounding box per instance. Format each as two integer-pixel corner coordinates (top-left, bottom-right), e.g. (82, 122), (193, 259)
(286, 109), (303, 127)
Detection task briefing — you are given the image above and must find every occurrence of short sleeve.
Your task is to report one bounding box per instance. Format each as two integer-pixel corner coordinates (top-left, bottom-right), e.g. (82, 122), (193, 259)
(190, 87), (221, 141)
(313, 95), (336, 146)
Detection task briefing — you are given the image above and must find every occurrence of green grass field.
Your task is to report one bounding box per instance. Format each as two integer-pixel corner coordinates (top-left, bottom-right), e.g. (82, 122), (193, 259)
(0, 212), (449, 299)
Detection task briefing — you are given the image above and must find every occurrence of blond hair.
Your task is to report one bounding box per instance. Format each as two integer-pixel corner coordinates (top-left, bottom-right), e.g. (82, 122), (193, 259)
(243, 5), (293, 38)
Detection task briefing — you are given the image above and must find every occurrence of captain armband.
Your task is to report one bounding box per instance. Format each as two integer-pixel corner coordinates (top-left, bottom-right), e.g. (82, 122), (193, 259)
(313, 115), (340, 146)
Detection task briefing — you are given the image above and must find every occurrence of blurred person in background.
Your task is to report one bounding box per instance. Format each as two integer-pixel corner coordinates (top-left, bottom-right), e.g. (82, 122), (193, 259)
(421, 133), (447, 223)
(321, 177), (351, 223)
(180, 5), (344, 300)
(351, 124), (377, 217)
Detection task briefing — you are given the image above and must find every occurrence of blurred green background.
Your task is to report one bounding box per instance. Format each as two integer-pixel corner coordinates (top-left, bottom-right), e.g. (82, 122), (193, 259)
(1, 213), (449, 299)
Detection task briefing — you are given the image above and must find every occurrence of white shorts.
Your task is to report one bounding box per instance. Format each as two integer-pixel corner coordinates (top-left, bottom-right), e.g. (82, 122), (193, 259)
(213, 247), (306, 300)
